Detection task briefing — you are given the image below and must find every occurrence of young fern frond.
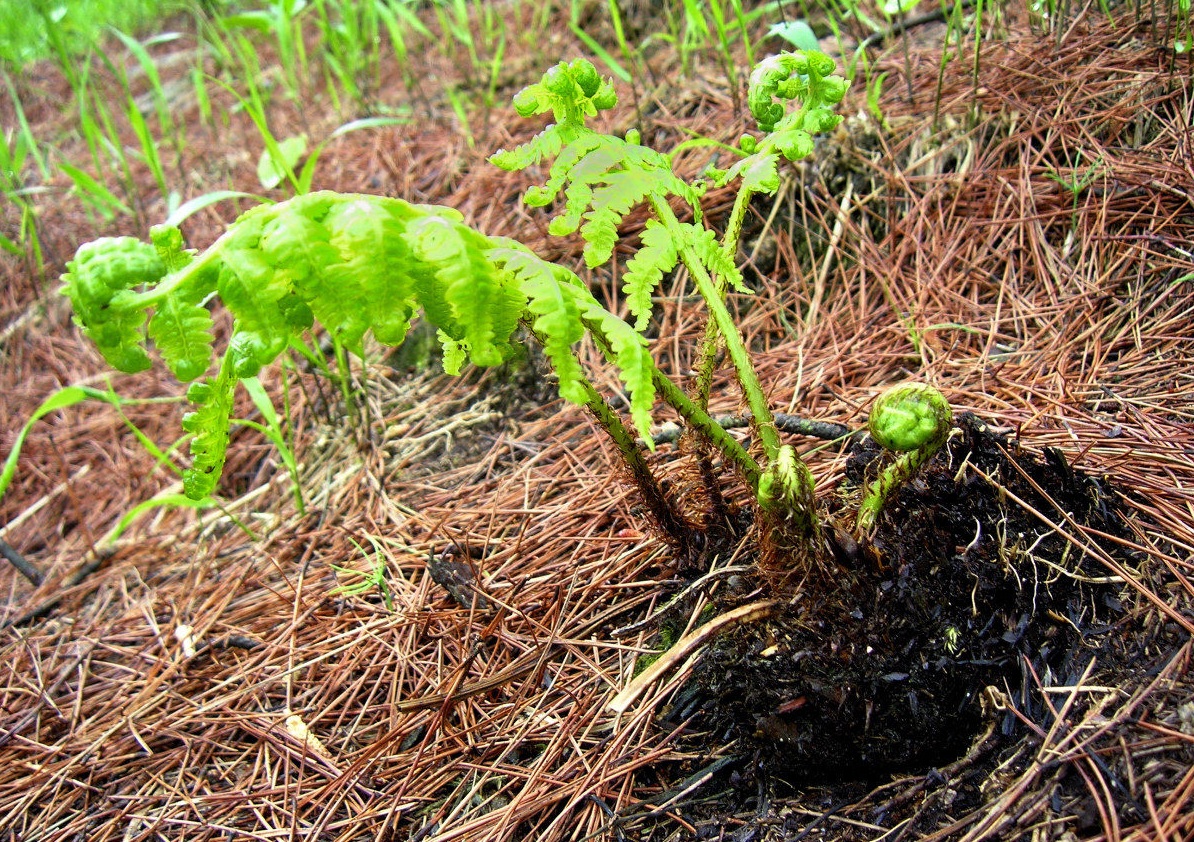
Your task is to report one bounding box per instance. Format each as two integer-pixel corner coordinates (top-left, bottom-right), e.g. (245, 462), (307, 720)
(144, 225), (214, 383)
(491, 59), (704, 276)
(61, 192), (661, 500)
(60, 237), (164, 373)
(680, 224), (749, 296)
(489, 57), (616, 173)
(322, 198), (421, 348)
(715, 149), (781, 195)
(529, 134), (605, 209)
(487, 246), (588, 404)
(147, 291), (214, 383)
(489, 122), (584, 173)
(261, 203), (369, 346)
(181, 354), (239, 499)
(218, 236), (305, 379)
(622, 220), (679, 331)
(60, 50), (850, 562)
(490, 244), (656, 435)
(405, 218), (524, 368)
(577, 170), (655, 266)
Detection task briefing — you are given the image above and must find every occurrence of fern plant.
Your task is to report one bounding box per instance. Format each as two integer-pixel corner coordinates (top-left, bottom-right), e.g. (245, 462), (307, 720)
(57, 51), (910, 577)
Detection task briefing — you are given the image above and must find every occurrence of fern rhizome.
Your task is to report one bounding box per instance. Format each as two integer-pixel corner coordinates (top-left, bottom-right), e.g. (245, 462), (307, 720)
(61, 51), (855, 577)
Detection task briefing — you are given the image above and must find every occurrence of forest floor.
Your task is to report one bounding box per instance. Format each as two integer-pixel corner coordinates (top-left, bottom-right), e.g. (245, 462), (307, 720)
(1, 2), (1193, 840)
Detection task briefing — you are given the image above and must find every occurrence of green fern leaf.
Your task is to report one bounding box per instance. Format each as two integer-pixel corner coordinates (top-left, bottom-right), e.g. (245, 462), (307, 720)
(405, 216), (521, 368)
(493, 244), (656, 436)
(437, 330), (468, 376)
(577, 299), (656, 438)
(148, 294), (214, 382)
(685, 224), (749, 294)
(489, 246), (587, 404)
(718, 151), (781, 194)
(534, 132), (604, 208)
(142, 225), (216, 380)
(322, 199), (420, 346)
(217, 242), (294, 377)
(180, 352), (238, 499)
(260, 206), (366, 345)
(579, 169), (658, 267)
(548, 142), (625, 237)
(489, 123), (581, 172)
(621, 220), (678, 331)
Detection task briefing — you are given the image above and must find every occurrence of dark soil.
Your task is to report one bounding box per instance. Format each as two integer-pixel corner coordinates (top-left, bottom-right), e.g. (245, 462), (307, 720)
(689, 413), (1134, 784)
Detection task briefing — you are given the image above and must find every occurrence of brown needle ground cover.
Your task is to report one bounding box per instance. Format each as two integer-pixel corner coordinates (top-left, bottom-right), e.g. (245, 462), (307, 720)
(1, 4), (1192, 841)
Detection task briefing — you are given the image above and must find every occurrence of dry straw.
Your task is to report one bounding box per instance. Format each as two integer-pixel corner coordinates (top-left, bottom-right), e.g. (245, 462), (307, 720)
(2, 4), (1193, 840)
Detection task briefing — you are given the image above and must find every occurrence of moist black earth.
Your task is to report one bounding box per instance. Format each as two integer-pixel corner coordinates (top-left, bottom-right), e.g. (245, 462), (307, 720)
(687, 412), (1133, 783)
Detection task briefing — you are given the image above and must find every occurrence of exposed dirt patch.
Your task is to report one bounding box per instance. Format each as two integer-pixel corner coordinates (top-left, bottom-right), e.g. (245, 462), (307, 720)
(690, 413), (1135, 782)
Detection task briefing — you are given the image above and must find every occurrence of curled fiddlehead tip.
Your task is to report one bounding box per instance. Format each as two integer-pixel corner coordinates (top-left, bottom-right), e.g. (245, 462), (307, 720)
(868, 383), (953, 452)
(856, 384), (954, 534)
(60, 236), (167, 373)
(508, 57), (616, 122)
(746, 50), (848, 144)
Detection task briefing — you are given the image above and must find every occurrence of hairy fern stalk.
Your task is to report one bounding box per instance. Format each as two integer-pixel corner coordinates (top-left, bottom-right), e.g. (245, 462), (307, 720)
(61, 51), (850, 565)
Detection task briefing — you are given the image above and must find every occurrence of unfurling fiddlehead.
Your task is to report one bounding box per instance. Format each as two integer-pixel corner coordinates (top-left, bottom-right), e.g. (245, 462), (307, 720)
(856, 384), (954, 533)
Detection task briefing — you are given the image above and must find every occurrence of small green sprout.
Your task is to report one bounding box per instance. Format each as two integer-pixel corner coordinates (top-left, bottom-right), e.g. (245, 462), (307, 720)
(856, 383), (954, 533)
(330, 559), (393, 611)
(944, 625), (961, 655)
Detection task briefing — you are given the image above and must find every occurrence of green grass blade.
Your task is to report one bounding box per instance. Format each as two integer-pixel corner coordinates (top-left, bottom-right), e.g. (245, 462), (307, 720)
(2, 71), (49, 180)
(108, 28), (178, 139)
(126, 98), (169, 200)
(297, 116), (409, 193)
(239, 377), (305, 514)
(104, 493), (238, 545)
(1, 382), (186, 506)
(59, 161), (134, 219)
(164, 190), (270, 228)
(0, 386), (107, 502)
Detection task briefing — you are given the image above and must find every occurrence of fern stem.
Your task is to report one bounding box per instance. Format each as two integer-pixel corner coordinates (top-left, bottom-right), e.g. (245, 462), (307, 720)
(581, 313), (761, 491)
(575, 377), (692, 550)
(649, 197), (782, 463)
(691, 184), (757, 410)
(856, 448), (929, 534)
(651, 370), (762, 491)
(124, 225), (239, 311)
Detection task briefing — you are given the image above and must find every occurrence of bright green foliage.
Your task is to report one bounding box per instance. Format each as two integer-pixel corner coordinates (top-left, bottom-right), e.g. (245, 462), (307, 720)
(181, 356), (239, 500)
(60, 236), (165, 373)
(746, 50), (847, 136)
(491, 58), (703, 272)
(857, 384), (954, 533)
(0, 0), (181, 70)
(59, 50), (849, 546)
(498, 53), (844, 348)
(403, 217), (524, 368)
(622, 221), (678, 331)
(61, 192), (658, 501)
(683, 224), (748, 296)
(868, 383), (953, 453)
(706, 50), (849, 200)
(146, 284), (213, 383)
